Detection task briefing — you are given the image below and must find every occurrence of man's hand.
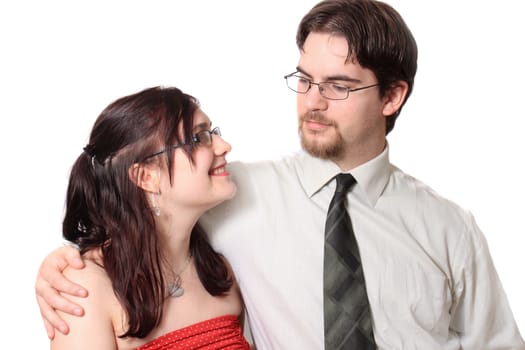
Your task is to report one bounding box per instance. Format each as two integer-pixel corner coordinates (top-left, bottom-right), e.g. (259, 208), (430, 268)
(35, 245), (87, 339)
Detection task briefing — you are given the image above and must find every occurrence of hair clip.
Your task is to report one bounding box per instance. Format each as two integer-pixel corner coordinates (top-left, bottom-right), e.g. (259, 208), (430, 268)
(83, 145), (96, 170)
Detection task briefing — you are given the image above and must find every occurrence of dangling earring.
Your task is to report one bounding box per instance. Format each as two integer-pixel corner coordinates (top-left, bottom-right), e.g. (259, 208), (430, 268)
(151, 190), (161, 217)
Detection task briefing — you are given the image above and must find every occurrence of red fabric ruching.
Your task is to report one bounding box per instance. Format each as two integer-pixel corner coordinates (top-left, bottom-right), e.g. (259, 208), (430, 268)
(135, 314), (250, 350)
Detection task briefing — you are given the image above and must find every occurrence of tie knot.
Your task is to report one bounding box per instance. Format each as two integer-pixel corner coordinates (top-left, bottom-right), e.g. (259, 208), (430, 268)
(335, 173), (356, 193)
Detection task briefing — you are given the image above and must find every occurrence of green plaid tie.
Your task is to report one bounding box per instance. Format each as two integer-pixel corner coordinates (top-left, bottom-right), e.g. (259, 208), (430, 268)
(324, 174), (376, 349)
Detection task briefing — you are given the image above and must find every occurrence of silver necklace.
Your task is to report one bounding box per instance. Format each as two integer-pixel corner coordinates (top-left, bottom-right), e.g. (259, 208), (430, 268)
(167, 253), (192, 298)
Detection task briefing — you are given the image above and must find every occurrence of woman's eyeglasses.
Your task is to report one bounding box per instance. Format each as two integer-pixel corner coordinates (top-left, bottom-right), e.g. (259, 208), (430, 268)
(142, 127), (221, 161)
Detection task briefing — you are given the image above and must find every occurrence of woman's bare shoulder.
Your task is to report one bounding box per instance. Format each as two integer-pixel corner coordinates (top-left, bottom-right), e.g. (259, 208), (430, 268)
(51, 253), (122, 349)
(62, 253), (116, 307)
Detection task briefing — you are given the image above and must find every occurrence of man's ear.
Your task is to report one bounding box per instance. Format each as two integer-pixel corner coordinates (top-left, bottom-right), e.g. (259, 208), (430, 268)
(128, 163), (160, 193)
(382, 80), (409, 117)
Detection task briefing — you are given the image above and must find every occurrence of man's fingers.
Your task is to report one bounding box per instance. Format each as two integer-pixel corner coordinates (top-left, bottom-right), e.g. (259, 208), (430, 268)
(38, 295), (70, 337)
(46, 267), (88, 298)
(62, 245), (85, 269)
(36, 281), (86, 315)
(36, 250), (87, 298)
(43, 318), (56, 340)
(35, 245), (87, 339)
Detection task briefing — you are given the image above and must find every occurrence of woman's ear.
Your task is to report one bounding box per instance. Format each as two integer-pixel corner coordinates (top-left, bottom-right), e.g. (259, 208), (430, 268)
(382, 80), (409, 117)
(128, 163), (160, 193)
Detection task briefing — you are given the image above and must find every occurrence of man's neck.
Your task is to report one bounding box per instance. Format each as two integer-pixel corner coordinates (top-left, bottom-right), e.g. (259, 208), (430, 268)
(332, 139), (387, 171)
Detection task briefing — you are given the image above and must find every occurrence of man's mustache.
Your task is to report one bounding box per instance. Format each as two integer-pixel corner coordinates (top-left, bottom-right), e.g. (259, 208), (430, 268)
(300, 111), (335, 126)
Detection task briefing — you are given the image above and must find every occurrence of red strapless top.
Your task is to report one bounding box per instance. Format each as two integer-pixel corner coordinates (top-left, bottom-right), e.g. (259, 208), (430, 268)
(135, 314), (250, 350)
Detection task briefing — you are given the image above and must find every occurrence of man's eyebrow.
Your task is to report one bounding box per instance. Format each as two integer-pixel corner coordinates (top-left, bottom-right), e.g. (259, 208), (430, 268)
(296, 66), (363, 83)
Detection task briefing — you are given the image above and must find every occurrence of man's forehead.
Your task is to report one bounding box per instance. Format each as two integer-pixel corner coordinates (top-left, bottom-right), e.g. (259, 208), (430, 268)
(302, 32), (349, 59)
(299, 32), (365, 79)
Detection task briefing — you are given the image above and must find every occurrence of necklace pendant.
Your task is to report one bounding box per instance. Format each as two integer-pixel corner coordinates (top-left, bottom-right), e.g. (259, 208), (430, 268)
(166, 254), (192, 298)
(168, 283), (184, 298)
(167, 275), (184, 297)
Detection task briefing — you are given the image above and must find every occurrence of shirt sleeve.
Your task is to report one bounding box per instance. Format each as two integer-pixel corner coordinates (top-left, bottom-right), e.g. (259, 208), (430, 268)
(449, 212), (525, 349)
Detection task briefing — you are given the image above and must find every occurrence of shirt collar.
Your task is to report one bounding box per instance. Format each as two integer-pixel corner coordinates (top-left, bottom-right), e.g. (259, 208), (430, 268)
(295, 144), (391, 207)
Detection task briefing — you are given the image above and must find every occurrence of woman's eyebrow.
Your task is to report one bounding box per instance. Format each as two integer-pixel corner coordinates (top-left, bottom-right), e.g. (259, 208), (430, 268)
(192, 121), (212, 131)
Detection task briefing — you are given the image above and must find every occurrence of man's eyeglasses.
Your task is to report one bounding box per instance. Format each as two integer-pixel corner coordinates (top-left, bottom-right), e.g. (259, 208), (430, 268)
(284, 72), (379, 100)
(142, 127), (221, 161)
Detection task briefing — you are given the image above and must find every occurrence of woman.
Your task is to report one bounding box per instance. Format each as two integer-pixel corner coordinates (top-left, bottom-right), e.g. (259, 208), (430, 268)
(50, 86), (251, 349)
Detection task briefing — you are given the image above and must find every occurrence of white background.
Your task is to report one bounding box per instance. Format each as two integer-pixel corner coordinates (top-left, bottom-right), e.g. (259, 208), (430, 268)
(1, 1), (523, 347)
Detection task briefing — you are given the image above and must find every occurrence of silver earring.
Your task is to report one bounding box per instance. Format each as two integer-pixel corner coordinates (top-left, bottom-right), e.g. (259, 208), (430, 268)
(151, 192), (160, 216)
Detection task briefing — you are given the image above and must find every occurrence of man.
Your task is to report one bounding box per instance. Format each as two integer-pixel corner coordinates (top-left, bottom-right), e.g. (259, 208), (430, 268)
(36, 0), (524, 348)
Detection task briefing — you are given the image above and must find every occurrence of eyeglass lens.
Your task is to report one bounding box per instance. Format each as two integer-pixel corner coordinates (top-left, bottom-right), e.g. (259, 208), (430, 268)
(194, 127), (221, 146)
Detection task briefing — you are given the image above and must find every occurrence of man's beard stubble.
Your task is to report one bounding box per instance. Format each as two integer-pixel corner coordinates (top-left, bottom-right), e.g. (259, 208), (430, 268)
(299, 111), (344, 160)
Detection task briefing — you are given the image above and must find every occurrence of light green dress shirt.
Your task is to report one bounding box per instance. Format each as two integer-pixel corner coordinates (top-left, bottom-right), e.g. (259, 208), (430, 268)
(200, 146), (524, 350)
